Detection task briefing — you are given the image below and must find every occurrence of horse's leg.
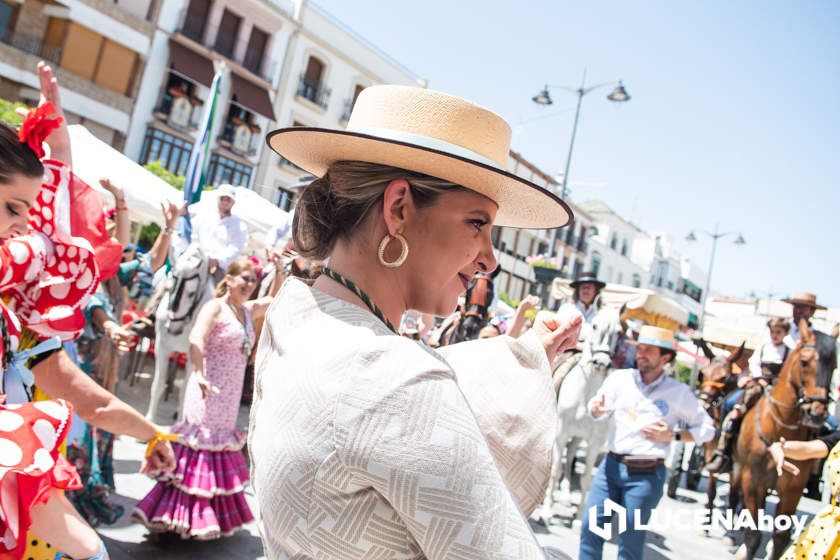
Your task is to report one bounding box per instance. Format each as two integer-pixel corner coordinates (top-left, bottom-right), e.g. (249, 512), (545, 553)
(146, 327), (170, 420)
(559, 436), (577, 504)
(740, 469), (765, 560)
(769, 478), (805, 560)
(576, 434), (601, 521)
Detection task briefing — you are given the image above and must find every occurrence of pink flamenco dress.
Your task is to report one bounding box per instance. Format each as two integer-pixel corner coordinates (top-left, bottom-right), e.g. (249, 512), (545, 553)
(134, 302), (255, 539)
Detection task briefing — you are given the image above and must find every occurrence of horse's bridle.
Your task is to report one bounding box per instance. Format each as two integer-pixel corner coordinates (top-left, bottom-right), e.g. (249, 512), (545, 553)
(754, 341), (827, 446)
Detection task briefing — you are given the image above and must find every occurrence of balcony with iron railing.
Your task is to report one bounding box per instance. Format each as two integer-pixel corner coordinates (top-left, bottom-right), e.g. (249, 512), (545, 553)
(296, 74), (331, 110)
(175, 10), (279, 84)
(0, 29), (61, 64)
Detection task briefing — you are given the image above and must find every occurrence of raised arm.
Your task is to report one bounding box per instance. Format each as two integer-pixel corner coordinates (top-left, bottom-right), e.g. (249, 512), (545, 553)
(245, 252), (284, 321)
(146, 200), (180, 271)
(35, 62), (71, 165)
(99, 178), (131, 246)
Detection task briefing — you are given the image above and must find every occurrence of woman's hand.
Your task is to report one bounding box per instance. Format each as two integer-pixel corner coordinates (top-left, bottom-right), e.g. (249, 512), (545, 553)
(102, 320), (134, 352)
(99, 178), (125, 205)
(141, 438), (176, 476)
(29, 62), (71, 163)
(532, 310), (582, 364)
(194, 370), (218, 399)
(161, 200), (179, 229)
(768, 437), (801, 477)
(516, 295), (540, 315)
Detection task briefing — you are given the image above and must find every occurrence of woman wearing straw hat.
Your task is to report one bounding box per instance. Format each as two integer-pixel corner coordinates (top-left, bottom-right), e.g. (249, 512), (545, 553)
(249, 86), (583, 559)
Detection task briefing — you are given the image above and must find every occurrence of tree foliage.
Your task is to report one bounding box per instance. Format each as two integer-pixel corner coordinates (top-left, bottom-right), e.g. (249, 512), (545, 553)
(0, 97), (27, 127)
(143, 160), (185, 191)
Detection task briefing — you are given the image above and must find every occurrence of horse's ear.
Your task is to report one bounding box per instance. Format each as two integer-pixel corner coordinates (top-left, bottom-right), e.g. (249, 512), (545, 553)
(728, 341), (746, 364)
(800, 319), (815, 343)
(699, 338), (716, 361)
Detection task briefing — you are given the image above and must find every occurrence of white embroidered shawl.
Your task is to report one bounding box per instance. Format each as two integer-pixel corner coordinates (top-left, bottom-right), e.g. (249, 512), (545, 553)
(249, 278), (566, 559)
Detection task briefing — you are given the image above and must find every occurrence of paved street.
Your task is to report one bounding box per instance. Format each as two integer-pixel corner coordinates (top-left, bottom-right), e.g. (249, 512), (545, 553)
(95, 366), (826, 559)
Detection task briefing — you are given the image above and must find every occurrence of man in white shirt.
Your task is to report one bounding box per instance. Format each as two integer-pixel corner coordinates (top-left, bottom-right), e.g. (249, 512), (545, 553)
(579, 326), (715, 560)
(186, 184), (248, 281)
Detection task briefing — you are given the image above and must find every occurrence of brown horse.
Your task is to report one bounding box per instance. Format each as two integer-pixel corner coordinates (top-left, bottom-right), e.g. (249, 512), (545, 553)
(440, 267), (500, 345)
(732, 320), (829, 560)
(695, 340), (744, 519)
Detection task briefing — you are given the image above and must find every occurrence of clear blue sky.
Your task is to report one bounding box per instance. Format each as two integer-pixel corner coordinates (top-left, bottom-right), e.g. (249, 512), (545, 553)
(314, 0), (840, 308)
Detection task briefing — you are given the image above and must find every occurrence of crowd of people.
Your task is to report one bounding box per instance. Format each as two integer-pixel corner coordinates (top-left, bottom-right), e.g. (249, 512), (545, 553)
(1, 59), (837, 560)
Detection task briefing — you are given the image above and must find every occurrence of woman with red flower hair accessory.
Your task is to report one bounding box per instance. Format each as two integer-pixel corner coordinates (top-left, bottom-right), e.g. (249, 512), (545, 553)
(0, 62), (176, 559)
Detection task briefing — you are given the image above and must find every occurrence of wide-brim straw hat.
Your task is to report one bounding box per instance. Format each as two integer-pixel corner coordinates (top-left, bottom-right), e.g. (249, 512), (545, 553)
(636, 326), (676, 351)
(266, 85), (572, 229)
(782, 291), (826, 310)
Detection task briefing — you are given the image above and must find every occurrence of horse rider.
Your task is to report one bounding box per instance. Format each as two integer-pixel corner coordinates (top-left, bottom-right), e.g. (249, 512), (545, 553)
(705, 317), (791, 473)
(175, 184), (248, 283)
(554, 271), (611, 383)
(581, 326), (715, 560)
(782, 291), (836, 429)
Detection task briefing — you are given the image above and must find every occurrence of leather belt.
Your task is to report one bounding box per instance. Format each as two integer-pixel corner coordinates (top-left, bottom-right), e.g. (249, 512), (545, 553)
(608, 452), (665, 466)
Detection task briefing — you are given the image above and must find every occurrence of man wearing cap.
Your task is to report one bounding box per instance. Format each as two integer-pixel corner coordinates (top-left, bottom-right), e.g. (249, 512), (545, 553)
(186, 184), (248, 282)
(579, 326), (715, 560)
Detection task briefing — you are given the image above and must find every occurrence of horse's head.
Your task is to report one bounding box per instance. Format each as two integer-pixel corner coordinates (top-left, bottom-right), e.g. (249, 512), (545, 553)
(791, 320), (828, 428)
(697, 339), (744, 414)
(164, 243), (211, 335)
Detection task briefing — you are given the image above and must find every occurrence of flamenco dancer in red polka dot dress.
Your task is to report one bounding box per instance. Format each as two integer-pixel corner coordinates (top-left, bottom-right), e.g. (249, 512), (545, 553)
(0, 96), (107, 558)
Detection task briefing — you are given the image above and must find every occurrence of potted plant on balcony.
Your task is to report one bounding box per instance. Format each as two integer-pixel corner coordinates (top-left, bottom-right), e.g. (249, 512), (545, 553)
(526, 254), (563, 283)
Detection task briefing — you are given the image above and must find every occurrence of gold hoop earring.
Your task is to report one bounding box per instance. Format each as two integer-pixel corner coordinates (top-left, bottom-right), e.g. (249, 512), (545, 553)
(378, 233), (409, 268)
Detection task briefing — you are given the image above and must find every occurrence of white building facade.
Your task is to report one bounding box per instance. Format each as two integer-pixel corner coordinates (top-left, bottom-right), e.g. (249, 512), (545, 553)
(252, 1), (424, 206)
(124, 0), (293, 190)
(0, 0), (159, 148)
(492, 151), (593, 302)
(580, 200), (706, 324)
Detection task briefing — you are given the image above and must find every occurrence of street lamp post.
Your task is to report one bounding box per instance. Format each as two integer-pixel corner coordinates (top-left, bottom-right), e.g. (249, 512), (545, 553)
(532, 70), (630, 262)
(685, 224), (746, 387)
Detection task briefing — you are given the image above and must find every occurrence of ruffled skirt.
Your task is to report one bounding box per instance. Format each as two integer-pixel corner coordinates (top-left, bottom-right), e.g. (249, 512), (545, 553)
(132, 433), (253, 540)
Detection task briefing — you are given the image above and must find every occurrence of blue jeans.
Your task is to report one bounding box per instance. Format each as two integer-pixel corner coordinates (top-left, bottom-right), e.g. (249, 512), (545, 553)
(579, 454), (667, 560)
(722, 388), (744, 416)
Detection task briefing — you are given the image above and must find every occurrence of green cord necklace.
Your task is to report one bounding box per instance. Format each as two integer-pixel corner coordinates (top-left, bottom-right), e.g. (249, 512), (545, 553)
(321, 267), (398, 334)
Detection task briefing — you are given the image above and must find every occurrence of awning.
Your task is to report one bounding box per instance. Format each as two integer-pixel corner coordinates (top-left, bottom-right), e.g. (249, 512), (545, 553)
(168, 40), (214, 87)
(231, 74), (275, 120)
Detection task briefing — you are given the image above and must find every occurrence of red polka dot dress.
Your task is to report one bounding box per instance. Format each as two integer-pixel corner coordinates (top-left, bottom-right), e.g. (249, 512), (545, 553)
(0, 159), (100, 558)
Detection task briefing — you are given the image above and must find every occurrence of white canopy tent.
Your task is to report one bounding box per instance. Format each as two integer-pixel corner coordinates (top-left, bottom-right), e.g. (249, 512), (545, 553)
(68, 125), (291, 251)
(67, 125), (180, 226)
(189, 186), (292, 250)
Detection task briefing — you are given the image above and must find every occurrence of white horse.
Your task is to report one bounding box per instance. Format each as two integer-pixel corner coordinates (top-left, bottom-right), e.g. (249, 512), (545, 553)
(145, 242), (214, 421)
(541, 307), (622, 525)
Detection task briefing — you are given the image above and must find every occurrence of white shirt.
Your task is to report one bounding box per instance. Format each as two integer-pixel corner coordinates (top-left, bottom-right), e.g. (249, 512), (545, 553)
(265, 209), (294, 249)
(192, 213), (248, 269)
(557, 296), (603, 344)
(588, 368), (715, 458)
(784, 319), (803, 349)
(748, 341), (789, 378)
